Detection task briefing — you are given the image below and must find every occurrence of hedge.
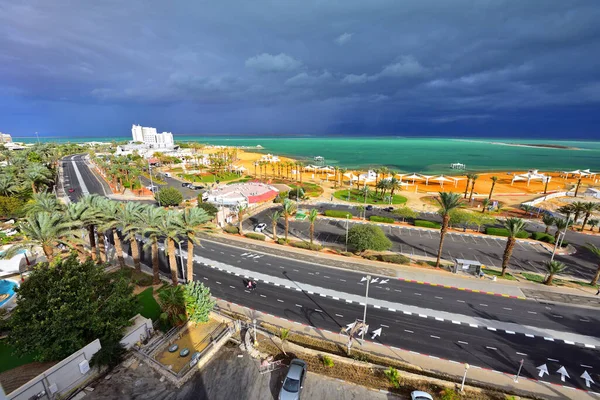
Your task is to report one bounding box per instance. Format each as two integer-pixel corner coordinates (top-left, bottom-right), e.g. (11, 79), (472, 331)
(290, 241), (322, 251)
(363, 254), (411, 265)
(244, 232), (266, 241)
(370, 216), (395, 223)
(223, 225), (239, 234)
(414, 220), (441, 229)
(531, 232), (555, 244)
(324, 210), (353, 218)
(277, 238), (289, 245)
(485, 227), (530, 239)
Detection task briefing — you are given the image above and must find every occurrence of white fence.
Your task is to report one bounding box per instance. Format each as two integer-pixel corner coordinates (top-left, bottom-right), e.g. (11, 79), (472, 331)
(521, 191), (569, 207)
(5, 340), (101, 400)
(120, 314), (154, 349)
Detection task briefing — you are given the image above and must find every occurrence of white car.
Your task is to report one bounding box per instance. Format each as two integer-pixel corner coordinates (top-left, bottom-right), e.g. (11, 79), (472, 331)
(254, 223), (267, 233)
(411, 391), (433, 400)
(146, 185), (158, 192)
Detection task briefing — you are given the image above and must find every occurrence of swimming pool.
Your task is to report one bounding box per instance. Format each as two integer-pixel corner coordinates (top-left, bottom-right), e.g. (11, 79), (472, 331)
(0, 279), (17, 307)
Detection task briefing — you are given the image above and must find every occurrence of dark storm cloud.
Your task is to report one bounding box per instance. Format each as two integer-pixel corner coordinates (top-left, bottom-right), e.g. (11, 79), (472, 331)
(1, 0), (599, 137)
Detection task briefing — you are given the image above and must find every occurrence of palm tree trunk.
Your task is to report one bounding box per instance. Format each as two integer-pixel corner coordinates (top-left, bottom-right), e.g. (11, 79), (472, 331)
(285, 216), (289, 241)
(88, 226), (97, 261)
(310, 223), (314, 244)
(97, 232), (107, 263)
(42, 244), (53, 262)
(463, 179), (470, 198)
(469, 182), (475, 202)
(31, 181), (37, 194)
(581, 215), (590, 232)
(152, 240), (160, 285)
(591, 265), (600, 286)
(238, 213), (243, 234)
(187, 238), (194, 283)
(488, 182), (495, 200)
(545, 273), (554, 286)
(501, 238), (515, 276)
(544, 226), (549, 234)
(272, 221), (277, 241)
(167, 238), (178, 286)
(131, 237), (141, 271)
(113, 229), (125, 268)
(435, 216), (449, 268)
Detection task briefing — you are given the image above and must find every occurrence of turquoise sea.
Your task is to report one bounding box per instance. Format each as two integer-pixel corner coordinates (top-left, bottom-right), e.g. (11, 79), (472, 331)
(18, 135), (600, 174)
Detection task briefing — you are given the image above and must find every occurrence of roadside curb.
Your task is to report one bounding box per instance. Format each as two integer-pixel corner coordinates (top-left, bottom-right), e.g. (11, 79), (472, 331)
(395, 277), (527, 300)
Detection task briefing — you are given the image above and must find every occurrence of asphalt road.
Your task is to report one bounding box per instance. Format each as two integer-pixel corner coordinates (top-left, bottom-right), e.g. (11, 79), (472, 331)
(62, 154), (112, 201)
(245, 206), (600, 280)
(139, 173), (203, 200)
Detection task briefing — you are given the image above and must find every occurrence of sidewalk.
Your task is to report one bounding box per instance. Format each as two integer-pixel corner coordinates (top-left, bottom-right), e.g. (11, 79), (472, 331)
(201, 233), (600, 307)
(217, 299), (597, 400)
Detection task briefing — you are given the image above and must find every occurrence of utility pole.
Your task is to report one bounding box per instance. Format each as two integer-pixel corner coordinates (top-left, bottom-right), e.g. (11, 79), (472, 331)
(460, 363), (470, 392)
(345, 214), (350, 252)
(361, 275), (371, 341)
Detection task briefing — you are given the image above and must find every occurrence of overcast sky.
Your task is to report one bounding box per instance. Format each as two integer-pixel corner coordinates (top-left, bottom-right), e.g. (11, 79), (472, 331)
(1, 0), (600, 139)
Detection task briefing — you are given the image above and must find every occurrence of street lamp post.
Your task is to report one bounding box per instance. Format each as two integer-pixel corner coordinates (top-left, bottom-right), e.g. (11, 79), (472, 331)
(514, 359), (524, 382)
(460, 363), (470, 392)
(345, 214), (350, 252)
(148, 160), (161, 206)
(361, 275), (371, 341)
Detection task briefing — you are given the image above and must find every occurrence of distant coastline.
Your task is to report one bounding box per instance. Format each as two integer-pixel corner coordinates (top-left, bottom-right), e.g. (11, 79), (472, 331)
(452, 139), (580, 150)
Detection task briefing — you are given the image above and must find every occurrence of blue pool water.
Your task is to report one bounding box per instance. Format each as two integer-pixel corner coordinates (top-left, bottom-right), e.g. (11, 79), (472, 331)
(0, 280), (17, 307)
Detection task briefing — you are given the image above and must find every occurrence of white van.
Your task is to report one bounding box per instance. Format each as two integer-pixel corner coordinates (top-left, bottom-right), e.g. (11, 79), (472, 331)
(163, 172), (172, 178)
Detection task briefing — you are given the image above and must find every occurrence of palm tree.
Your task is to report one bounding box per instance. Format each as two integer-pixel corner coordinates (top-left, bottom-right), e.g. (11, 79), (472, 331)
(162, 210), (185, 286)
(24, 164), (53, 194)
(22, 192), (63, 216)
(389, 177), (402, 198)
(307, 209), (318, 245)
(542, 214), (555, 234)
(121, 201), (145, 271)
(488, 176), (498, 200)
(553, 218), (568, 243)
(90, 195), (109, 262)
(64, 201), (90, 261)
(557, 204), (575, 225)
(468, 174), (479, 202)
(98, 199), (126, 268)
(158, 286), (186, 326)
(580, 202), (599, 231)
(269, 210), (281, 241)
(356, 205), (365, 220)
(571, 201), (587, 227)
(79, 195), (103, 262)
(2, 212), (80, 262)
(501, 218), (526, 276)
(279, 328), (290, 355)
(584, 244), (600, 285)
(0, 174), (19, 196)
(574, 177), (583, 197)
(142, 206), (167, 285)
(589, 219), (599, 232)
(481, 198), (490, 213)
(544, 260), (567, 286)
(282, 199), (297, 241)
(434, 192), (463, 268)
(178, 207), (212, 283)
(463, 174), (473, 199)
(236, 204), (248, 235)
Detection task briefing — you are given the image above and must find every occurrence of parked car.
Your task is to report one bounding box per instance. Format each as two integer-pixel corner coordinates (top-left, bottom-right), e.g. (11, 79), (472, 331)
(384, 206), (394, 212)
(146, 185), (158, 193)
(254, 223), (267, 233)
(278, 359), (307, 400)
(192, 184), (205, 190)
(68, 188), (75, 193)
(411, 391), (433, 400)
(163, 172), (172, 178)
(182, 182), (192, 188)
(365, 205), (373, 211)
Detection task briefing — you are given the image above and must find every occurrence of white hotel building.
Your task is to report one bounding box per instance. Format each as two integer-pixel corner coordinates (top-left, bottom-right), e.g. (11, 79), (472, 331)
(131, 124), (174, 149)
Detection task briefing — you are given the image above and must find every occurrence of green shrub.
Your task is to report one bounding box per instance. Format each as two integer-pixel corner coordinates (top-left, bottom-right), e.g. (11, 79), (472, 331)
(277, 238), (289, 245)
(322, 355), (334, 367)
(531, 232), (555, 244)
(384, 366), (401, 389)
(370, 216), (395, 223)
(439, 388), (460, 400)
(197, 202), (218, 217)
(341, 251), (354, 257)
(414, 220), (441, 229)
(0, 196), (25, 219)
(223, 225), (239, 234)
(348, 224), (392, 252)
(380, 254), (410, 264)
(155, 187), (183, 207)
(290, 241), (322, 251)
(485, 227), (530, 238)
(325, 210), (353, 218)
(560, 240), (569, 248)
(244, 232), (266, 241)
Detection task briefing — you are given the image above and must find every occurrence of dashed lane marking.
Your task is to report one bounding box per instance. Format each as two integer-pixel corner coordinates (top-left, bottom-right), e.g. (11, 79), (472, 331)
(458, 341), (468, 345)
(216, 281), (222, 285)
(548, 358), (559, 362)
(516, 352), (527, 356)
(480, 304), (488, 307)
(335, 314), (344, 318)
(260, 294), (266, 298)
(486, 346), (498, 350)
(430, 335), (440, 339)
(277, 299), (284, 303)
(503, 307), (512, 311)
(295, 304), (302, 307)
(404, 330), (414, 333)
(229, 285), (236, 289)
(435, 296), (443, 300)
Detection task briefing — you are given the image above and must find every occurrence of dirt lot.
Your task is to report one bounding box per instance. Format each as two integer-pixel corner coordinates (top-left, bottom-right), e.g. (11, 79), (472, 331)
(85, 342), (403, 400)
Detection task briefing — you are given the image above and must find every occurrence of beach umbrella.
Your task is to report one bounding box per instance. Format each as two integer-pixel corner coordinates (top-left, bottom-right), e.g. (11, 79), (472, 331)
(450, 176), (466, 187)
(420, 174), (434, 185)
(404, 173), (423, 184)
(431, 175), (453, 189)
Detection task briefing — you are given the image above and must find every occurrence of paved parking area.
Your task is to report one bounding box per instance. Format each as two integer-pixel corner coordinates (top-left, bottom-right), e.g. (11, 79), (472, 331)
(87, 343), (399, 400)
(245, 207), (596, 279)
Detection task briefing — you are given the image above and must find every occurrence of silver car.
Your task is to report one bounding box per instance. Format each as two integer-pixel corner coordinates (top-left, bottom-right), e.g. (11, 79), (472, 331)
(411, 391), (433, 400)
(278, 359), (307, 400)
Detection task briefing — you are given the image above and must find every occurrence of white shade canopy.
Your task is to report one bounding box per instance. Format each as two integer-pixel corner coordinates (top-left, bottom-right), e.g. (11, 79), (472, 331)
(432, 175), (453, 182)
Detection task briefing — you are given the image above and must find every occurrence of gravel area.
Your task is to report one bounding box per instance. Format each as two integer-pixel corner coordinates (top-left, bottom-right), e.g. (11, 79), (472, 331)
(85, 342), (403, 400)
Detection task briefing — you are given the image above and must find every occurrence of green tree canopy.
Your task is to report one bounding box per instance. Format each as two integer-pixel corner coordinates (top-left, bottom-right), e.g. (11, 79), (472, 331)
(197, 202), (219, 217)
(392, 207), (418, 221)
(0, 196), (25, 219)
(156, 186), (183, 206)
(184, 281), (215, 324)
(9, 255), (137, 362)
(347, 224), (392, 252)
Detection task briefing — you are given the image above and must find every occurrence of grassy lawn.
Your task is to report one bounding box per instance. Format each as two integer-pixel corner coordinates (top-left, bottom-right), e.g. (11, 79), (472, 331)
(288, 182), (324, 197)
(136, 287), (161, 321)
(333, 189), (407, 205)
(0, 341), (37, 373)
(179, 172), (240, 183)
(483, 268), (517, 281)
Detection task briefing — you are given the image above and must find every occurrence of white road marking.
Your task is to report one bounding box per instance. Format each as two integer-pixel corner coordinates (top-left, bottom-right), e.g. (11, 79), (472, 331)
(487, 327), (497, 331)
(506, 331), (515, 334)
(458, 341), (468, 345)
(435, 296), (443, 300)
(528, 311), (537, 314)
(295, 304), (302, 307)
(216, 281), (222, 285)
(581, 364), (593, 368)
(229, 285), (236, 289)
(203, 277), (208, 280)
(457, 300), (465, 303)
(293, 269), (299, 272)
(414, 293), (422, 296)
(486, 346), (498, 350)
(544, 337), (554, 341)
(277, 299), (284, 303)
(340, 279), (346, 282)
(381, 324), (389, 328)
(335, 314), (344, 318)
(480, 304), (488, 307)
(315, 309), (323, 313)
(516, 352), (527, 356)
(430, 335), (440, 339)
(404, 330), (414, 333)
(260, 294), (266, 298)
(266, 263), (271, 266)
(244, 290), (250, 293)
(548, 358), (559, 362)
(503, 307), (512, 311)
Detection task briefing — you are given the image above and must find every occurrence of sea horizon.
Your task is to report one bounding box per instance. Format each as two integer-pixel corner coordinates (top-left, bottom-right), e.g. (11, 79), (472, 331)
(12, 134), (600, 174)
